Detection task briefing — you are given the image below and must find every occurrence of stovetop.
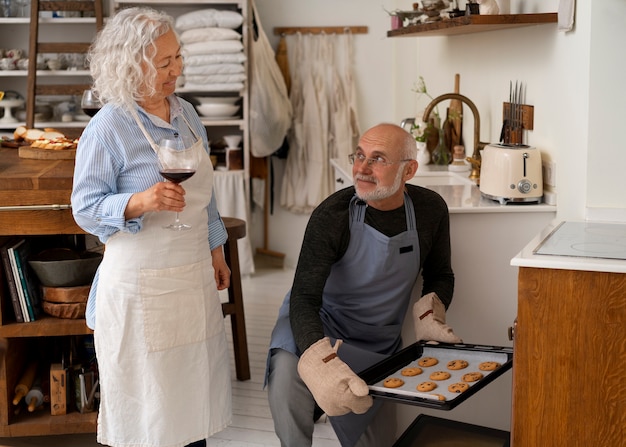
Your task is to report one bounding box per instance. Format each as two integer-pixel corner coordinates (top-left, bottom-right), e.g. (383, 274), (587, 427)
(533, 221), (626, 261)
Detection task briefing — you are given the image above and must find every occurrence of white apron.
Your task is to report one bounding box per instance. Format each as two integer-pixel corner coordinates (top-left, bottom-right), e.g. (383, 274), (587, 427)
(95, 109), (231, 447)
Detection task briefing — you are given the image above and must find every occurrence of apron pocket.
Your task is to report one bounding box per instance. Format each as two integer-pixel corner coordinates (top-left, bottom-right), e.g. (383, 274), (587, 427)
(140, 261), (209, 352)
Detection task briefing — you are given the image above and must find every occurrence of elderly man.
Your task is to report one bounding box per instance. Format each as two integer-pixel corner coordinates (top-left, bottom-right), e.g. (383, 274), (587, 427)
(266, 123), (461, 447)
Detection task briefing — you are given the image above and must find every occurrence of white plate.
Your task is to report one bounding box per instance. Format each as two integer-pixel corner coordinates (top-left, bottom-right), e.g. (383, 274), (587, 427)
(201, 116), (238, 121)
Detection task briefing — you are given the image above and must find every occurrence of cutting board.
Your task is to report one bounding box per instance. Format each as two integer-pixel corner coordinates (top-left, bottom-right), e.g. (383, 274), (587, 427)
(18, 146), (76, 160)
(450, 74), (463, 149)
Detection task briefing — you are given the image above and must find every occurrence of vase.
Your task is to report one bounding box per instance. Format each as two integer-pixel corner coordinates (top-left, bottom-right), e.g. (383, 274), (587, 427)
(416, 141), (430, 165)
(431, 128), (450, 165)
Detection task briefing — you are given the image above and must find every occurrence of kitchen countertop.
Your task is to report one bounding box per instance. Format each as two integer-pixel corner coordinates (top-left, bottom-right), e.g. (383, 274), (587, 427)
(511, 219), (626, 274)
(330, 158), (557, 214)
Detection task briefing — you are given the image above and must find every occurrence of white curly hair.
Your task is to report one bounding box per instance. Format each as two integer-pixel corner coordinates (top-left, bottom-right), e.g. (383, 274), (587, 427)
(88, 7), (180, 109)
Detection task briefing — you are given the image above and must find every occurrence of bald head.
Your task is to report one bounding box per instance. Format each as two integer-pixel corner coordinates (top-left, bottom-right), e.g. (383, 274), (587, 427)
(360, 123), (417, 160)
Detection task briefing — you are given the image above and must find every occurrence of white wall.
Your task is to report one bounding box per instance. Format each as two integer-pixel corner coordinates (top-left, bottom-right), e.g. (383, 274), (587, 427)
(587, 0), (626, 220)
(254, 0), (626, 265)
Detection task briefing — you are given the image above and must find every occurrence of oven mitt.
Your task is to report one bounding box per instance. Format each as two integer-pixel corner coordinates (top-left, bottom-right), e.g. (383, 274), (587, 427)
(413, 293), (463, 343)
(297, 337), (373, 417)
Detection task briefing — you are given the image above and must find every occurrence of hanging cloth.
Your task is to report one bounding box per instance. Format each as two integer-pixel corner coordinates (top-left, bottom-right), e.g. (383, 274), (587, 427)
(275, 35), (291, 94)
(248, 0), (292, 157)
(279, 31), (360, 214)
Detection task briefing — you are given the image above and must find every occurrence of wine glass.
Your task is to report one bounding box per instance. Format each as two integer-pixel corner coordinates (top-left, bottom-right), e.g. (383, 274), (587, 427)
(157, 136), (199, 231)
(80, 89), (102, 117)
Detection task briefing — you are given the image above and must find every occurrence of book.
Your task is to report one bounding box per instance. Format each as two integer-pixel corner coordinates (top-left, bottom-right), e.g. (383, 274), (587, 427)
(0, 238), (24, 323)
(10, 239), (41, 322)
(7, 240), (30, 322)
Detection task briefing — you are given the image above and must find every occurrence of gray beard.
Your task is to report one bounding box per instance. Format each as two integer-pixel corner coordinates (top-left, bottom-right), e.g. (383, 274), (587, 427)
(354, 166), (405, 202)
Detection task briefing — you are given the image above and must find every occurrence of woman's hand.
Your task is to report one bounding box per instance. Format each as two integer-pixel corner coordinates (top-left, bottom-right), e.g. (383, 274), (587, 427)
(125, 181), (186, 220)
(211, 246), (231, 291)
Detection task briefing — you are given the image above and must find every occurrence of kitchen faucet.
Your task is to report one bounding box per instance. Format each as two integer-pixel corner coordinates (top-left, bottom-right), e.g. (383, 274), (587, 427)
(422, 93), (489, 182)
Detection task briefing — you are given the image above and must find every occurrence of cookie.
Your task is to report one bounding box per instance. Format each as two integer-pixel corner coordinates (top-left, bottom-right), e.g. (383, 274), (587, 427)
(479, 361), (501, 371)
(416, 381), (437, 392)
(462, 372), (484, 382)
(447, 359), (469, 370)
(430, 393), (447, 401)
(383, 377), (405, 388)
(429, 371), (451, 381)
(448, 382), (470, 393)
(417, 357), (439, 367)
(401, 367), (423, 377)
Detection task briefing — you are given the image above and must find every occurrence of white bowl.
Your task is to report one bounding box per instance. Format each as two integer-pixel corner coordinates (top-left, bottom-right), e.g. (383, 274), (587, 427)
(194, 96), (239, 106)
(196, 103), (239, 118)
(223, 134), (242, 148)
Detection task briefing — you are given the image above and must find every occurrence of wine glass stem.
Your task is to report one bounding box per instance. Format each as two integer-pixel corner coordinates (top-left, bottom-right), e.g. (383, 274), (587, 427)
(174, 212), (180, 224)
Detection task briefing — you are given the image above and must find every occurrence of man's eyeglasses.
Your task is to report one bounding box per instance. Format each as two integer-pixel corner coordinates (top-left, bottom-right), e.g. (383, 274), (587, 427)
(348, 152), (412, 168)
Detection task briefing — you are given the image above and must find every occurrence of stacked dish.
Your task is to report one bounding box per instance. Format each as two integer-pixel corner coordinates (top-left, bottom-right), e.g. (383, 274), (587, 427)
(194, 96), (239, 119)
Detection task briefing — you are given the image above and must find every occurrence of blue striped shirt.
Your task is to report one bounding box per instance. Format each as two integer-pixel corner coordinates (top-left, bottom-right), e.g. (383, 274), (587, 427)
(71, 95), (227, 329)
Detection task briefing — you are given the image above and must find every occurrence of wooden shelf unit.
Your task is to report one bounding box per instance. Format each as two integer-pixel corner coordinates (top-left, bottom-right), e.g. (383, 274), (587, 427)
(388, 13), (558, 38)
(0, 149), (93, 436)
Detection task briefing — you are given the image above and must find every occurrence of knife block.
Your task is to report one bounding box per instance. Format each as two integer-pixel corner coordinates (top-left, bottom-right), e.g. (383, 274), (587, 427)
(503, 102), (534, 130)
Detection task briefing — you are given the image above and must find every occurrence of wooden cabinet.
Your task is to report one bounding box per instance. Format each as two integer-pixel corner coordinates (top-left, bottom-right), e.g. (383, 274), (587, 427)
(0, 149), (95, 437)
(512, 267), (626, 446)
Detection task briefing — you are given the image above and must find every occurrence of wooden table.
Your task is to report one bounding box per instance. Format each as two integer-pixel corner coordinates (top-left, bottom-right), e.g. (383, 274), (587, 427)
(0, 148), (81, 236)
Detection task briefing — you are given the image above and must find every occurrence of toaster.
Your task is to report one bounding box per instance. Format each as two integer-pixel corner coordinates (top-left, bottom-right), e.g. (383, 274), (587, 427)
(479, 144), (543, 204)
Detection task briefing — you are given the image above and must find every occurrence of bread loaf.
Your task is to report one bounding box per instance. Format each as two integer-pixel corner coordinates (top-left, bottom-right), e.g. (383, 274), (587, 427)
(23, 128), (45, 143)
(14, 126), (78, 150)
(13, 125), (27, 141)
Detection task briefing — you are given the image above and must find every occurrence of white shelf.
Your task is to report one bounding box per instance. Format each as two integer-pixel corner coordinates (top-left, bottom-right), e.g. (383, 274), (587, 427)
(0, 70), (91, 77)
(114, 0), (245, 5)
(0, 121), (88, 130)
(199, 118), (245, 128)
(0, 17), (100, 24)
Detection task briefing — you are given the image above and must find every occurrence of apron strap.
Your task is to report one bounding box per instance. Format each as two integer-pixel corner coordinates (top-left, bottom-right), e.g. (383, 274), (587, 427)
(349, 191), (416, 230)
(128, 99), (202, 154)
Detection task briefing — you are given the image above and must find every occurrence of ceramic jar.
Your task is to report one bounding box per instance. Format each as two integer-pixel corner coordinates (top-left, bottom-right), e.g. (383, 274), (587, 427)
(416, 141), (430, 165)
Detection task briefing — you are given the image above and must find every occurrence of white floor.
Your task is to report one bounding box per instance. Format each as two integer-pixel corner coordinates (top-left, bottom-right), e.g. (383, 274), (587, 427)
(0, 261), (341, 447)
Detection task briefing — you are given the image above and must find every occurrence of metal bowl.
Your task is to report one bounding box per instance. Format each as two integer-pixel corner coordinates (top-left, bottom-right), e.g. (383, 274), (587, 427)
(29, 249), (103, 287)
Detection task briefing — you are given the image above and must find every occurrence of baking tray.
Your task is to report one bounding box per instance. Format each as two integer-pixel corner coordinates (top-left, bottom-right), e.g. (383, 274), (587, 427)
(359, 342), (513, 410)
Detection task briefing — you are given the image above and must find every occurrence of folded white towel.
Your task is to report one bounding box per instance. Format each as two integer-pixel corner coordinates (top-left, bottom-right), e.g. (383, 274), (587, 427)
(176, 9), (243, 31)
(182, 82), (244, 92)
(185, 73), (247, 84)
(183, 40), (244, 55)
(184, 53), (247, 66)
(184, 63), (245, 75)
(180, 27), (241, 44)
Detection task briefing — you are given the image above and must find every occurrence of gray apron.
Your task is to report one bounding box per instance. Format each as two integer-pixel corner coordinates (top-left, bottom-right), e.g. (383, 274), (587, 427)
(269, 192), (420, 446)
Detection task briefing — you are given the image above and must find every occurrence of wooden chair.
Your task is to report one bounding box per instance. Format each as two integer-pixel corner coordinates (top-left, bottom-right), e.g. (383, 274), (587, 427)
(221, 217), (250, 381)
(26, 0), (104, 130)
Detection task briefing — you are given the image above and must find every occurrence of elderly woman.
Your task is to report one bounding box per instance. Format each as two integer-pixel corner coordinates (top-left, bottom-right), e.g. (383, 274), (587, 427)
(71, 7), (231, 447)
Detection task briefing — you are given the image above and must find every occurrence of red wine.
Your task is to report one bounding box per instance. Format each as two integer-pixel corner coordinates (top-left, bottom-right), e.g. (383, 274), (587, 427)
(82, 107), (100, 117)
(160, 169), (196, 184)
